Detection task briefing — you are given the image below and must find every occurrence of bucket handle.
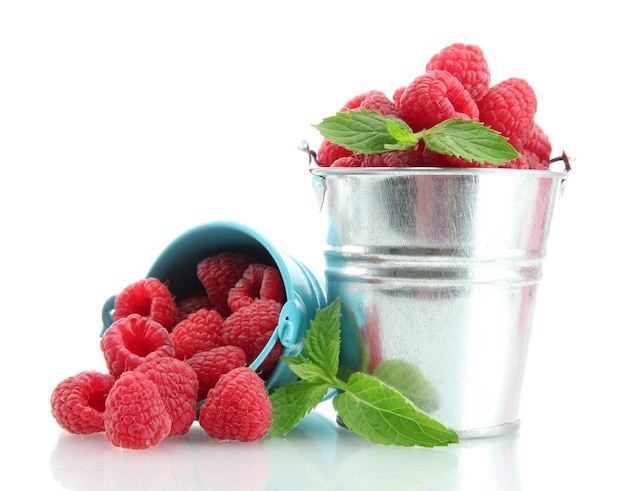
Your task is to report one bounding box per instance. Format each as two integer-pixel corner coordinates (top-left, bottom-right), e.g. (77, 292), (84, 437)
(299, 141), (326, 211)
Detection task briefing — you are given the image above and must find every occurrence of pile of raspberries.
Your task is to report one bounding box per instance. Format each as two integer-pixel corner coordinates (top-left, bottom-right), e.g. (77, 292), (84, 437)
(317, 42), (553, 170)
(50, 251), (286, 449)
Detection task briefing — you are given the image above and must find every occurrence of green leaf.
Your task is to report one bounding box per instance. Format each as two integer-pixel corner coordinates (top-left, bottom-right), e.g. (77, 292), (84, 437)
(269, 381), (330, 436)
(384, 118), (419, 151)
(312, 109), (403, 154)
(281, 355), (334, 384)
(332, 372), (458, 448)
(303, 298), (342, 379)
(423, 118), (519, 165)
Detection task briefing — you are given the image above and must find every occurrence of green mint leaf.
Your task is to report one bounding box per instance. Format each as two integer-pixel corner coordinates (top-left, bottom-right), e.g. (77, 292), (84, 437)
(303, 298), (342, 378)
(384, 118), (419, 151)
(312, 109), (404, 154)
(423, 118), (519, 165)
(332, 372), (458, 448)
(281, 355), (334, 384)
(269, 381), (330, 436)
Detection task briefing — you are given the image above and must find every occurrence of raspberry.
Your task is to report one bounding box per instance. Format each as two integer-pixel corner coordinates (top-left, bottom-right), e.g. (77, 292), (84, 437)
(477, 77), (537, 144)
(197, 252), (255, 316)
(186, 345), (247, 401)
(100, 313), (175, 378)
(104, 371), (171, 449)
(175, 289), (215, 322)
(316, 138), (354, 167)
(399, 70), (479, 131)
(221, 299), (283, 379)
(519, 123), (552, 166)
(331, 155), (362, 167)
(135, 357), (199, 436)
(170, 308), (223, 360)
(50, 371), (115, 434)
(227, 263), (286, 312)
(112, 278), (178, 331)
(426, 43), (491, 102)
(198, 367), (272, 442)
(358, 148), (420, 168)
(342, 89), (403, 118)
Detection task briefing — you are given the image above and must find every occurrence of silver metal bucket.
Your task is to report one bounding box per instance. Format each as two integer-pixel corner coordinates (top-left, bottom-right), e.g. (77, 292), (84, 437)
(310, 165), (568, 438)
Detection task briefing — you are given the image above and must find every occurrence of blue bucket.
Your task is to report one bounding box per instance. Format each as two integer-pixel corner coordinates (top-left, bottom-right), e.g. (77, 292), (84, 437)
(101, 220), (327, 391)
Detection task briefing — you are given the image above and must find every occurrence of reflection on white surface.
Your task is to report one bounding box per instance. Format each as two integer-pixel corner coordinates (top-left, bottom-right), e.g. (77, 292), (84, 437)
(49, 402), (520, 490)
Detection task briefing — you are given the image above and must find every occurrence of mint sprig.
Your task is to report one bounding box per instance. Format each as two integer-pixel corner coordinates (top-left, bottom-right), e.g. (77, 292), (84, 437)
(313, 109), (518, 165)
(268, 298), (459, 448)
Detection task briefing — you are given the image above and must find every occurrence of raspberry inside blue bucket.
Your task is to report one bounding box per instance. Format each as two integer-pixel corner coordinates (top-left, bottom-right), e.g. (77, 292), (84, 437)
(101, 220), (327, 392)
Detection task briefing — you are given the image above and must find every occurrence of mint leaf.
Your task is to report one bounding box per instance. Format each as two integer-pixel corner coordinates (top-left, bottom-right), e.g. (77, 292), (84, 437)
(303, 298), (341, 378)
(384, 118), (419, 151)
(423, 118), (518, 165)
(312, 109), (402, 154)
(281, 355), (334, 384)
(312, 109), (519, 165)
(332, 372), (458, 448)
(269, 381), (330, 436)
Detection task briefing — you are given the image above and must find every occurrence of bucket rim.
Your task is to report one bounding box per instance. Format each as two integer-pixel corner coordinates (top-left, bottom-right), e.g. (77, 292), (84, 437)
(309, 165), (569, 180)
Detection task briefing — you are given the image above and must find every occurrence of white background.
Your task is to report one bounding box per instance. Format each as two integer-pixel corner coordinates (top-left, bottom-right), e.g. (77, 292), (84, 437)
(1, 1), (624, 490)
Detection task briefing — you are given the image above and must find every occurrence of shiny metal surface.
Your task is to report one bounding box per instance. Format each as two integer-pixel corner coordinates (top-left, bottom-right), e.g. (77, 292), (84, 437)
(310, 166), (568, 437)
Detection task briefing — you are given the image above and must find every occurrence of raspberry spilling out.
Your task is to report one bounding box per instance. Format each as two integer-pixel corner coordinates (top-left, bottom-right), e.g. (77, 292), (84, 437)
(52, 248), (288, 449)
(101, 313), (175, 378)
(50, 371), (116, 435)
(112, 277), (178, 331)
(135, 357), (199, 437)
(104, 371), (172, 450)
(199, 367), (273, 442)
(170, 308), (223, 360)
(186, 345), (247, 401)
(315, 42), (558, 170)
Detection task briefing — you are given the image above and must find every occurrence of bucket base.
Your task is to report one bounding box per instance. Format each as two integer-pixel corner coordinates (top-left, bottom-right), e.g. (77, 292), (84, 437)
(335, 414), (520, 442)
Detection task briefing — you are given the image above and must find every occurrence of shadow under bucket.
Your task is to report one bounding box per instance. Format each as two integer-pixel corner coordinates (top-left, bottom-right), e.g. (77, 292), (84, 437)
(101, 221), (327, 392)
(310, 166), (568, 438)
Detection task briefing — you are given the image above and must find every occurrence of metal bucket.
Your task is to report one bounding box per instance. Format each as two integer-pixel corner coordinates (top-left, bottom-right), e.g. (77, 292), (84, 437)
(101, 220), (327, 392)
(310, 166), (568, 438)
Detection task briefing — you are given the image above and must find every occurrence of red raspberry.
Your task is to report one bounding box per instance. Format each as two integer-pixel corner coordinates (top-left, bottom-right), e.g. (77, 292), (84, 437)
(135, 357), (199, 436)
(227, 263), (286, 312)
(175, 289), (215, 322)
(221, 299), (283, 379)
(331, 156), (362, 167)
(170, 308), (223, 360)
(426, 43), (491, 102)
(104, 371), (171, 449)
(519, 123), (552, 166)
(342, 90), (403, 118)
(198, 367), (272, 442)
(186, 345), (247, 401)
(197, 252), (255, 316)
(392, 86), (406, 107)
(477, 77), (537, 144)
(358, 147), (420, 168)
(100, 313), (175, 378)
(50, 371), (115, 434)
(399, 70), (479, 131)
(316, 138), (354, 167)
(112, 278), (178, 331)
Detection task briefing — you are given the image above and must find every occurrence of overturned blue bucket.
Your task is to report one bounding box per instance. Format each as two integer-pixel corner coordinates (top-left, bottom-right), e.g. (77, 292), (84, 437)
(101, 220), (327, 391)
